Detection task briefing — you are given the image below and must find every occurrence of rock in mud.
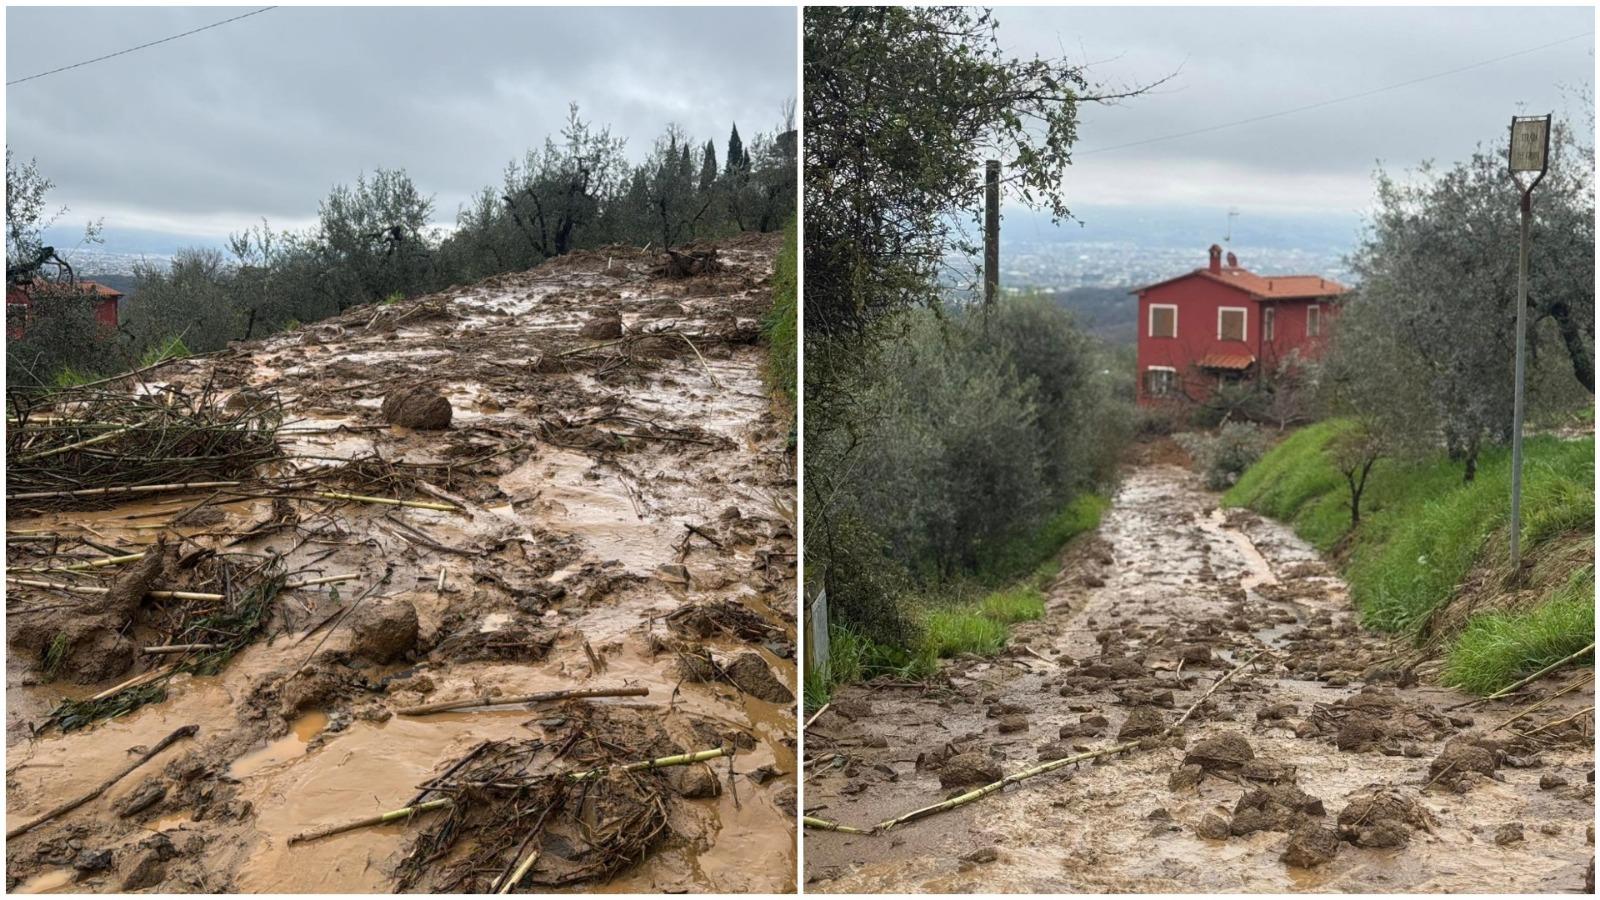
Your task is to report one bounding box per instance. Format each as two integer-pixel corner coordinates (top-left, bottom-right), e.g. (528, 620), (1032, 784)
(1169, 763), (1204, 791)
(961, 847), (999, 864)
(1118, 707), (1166, 741)
(723, 652), (793, 704)
(1231, 784), (1326, 835)
(668, 764), (722, 799)
(380, 385), (452, 430)
(1183, 732), (1254, 772)
(74, 849), (113, 874)
(1540, 773), (1569, 790)
(579, 313), (623, 339)
(997, 714), (1029, 734)
(1037, 741), (1077, 762)
(1428, 740), (1499, 788)
(346, 598), (419, 663)
(116, 780), (168, 817)
(1494, 822), (1525, 846)
(1178, 643), (1214, 666)
(1195, 813), (1231, 840)
(938, 752), (1002, 788)
(1336, 787), (1435, 848)
(1281, 824), (1341, 868)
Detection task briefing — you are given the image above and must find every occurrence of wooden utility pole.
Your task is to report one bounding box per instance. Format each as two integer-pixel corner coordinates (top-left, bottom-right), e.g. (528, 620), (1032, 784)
(984, 159), (1000, 306)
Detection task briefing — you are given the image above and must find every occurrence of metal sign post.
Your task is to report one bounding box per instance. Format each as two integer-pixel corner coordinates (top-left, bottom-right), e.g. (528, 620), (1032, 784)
(1507, 113), (1551, 570)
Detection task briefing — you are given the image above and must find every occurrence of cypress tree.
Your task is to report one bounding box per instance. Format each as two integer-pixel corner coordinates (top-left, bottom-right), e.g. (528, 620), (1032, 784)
(699, 140), (718, 192)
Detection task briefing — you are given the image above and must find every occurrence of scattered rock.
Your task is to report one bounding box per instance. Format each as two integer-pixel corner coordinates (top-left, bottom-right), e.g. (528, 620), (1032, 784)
(1230, 784), (1326, 835)
(1428, 740), (1498, 789)
(723, 652), (794, 704)
(1183, 732), (1253, 771)
(668, 764), (722, 799)
(1494, 822), (1525, 846)
(115, 781), (167, 818)
(579, 313), (623, 339)
(1168, 763), (1204, 791)
(1540, 773), (1569, 790)
(938, 752), (1002, 789)
(73, 849), (113, 874)
(1118, 707), (1166, 741)
(1195, 813), (1231, 840)
(1336, 787), (1435, 848)
(962, 847), (999, 864)
(345, 598), (419, 664)
(380, 385), (452, 430)
(1281, 824), (1341, 868)
(997, 714), (1028, 734)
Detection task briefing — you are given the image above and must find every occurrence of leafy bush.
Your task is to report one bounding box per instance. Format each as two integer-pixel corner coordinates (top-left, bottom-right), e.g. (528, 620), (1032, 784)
(1176, 422), (1271, 490)
(1132, 403), (1185, 438)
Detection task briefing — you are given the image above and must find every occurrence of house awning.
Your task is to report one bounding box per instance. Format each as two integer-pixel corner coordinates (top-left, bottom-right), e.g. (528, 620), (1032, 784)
(1197, 353), (1256, 371)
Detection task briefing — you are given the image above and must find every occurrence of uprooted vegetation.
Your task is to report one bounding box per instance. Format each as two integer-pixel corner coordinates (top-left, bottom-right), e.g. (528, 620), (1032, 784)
(5, 235), (796, 894)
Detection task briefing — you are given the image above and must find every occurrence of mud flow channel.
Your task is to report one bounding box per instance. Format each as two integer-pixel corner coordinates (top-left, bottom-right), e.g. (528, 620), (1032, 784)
(804, 464), (1594, 893)
(6, 235), (796, 893)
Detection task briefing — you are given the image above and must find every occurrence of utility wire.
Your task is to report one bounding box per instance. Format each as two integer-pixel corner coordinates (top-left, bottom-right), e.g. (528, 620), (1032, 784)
(1078, 31), (1594, 156)
(7, 7), (277, 87)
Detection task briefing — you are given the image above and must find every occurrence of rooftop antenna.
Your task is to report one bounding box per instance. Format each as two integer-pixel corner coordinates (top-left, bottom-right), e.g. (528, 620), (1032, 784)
(1225, 207), (1240, 244)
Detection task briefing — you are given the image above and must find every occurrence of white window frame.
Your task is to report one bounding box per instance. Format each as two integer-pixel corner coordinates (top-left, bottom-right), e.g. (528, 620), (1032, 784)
(1307, 304), (1322, 337)
(1217, 306), (1249, 342)
(1148, 303), (1178, 339)
(1145, 365), (1177, 397)
(1262, 306), (1275, 341)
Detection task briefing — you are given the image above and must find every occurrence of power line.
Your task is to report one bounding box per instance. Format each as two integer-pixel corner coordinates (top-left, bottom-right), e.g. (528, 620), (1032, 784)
(7, 7), (277, 87)
(1077, 31), (1594, 156)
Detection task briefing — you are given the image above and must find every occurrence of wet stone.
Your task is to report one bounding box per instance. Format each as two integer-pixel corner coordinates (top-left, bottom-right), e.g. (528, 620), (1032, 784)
(1195, 813), (1231, 840)
(723, 652), (794, 704)
(996, 714), (1029, 734)
(74, 849), (113, 873)
(961, 847), (999, 864)
(346, 598), (420, 664)
(579, 313), (623, 339)
(668, 764), (722, 799)
(1168, 763), (1204, 791)
(380, 384), (452, 430)
(1117, 707), (1166, 740)
(1540, 773), (1569, 790)
(1183, 732), (1254, 771)
(1428, 741), (1498, 788)
(1494, 822), (1525, 846)
(938, 751), (1002, 789)
(1281, 824), (1341, 869)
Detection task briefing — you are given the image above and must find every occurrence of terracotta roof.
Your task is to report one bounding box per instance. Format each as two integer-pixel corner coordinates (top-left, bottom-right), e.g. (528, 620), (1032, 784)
(1134, 267), (1348, 300)
(1197, 352), (1256, 371)
(20, 280), (123, 299)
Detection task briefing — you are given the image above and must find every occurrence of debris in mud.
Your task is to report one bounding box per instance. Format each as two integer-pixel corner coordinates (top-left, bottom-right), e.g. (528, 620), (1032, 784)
(1428, 738), (1500, 789)
(1230, 784), (1326, 836)
(380, 385), (453, 430)
(1335, 786), (1436, 848)
(6, 382), (280, 507)
(1118, 706), (1166, 740)
(654, 246), (722, 278)
(434, 625), (555, 663)
(996, 714), (1029, 734)
(1307, 688), (1454, 753)
(1493, 822), (1525, 846)
(1195, 812), (1231, 840)
(1183, 732), (1254, 772)
(666, 599), (788, 648)
(1281, 823), (1342, 868)
(579, 312), (625, 339)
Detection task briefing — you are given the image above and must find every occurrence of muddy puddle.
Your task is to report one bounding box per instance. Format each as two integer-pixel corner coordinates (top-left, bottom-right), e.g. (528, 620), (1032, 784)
(804, 464), (1593, 893)
(6, 235), (796, 893)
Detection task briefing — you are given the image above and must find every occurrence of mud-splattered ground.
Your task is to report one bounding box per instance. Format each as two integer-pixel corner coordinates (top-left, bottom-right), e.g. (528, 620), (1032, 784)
(6, 235), (796, 893)
(804, 464), (1594, 893)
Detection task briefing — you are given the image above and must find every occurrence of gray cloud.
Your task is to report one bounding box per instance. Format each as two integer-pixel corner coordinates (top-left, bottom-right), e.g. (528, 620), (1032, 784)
(7, 6), (796, 244)
(989, 5), (1593, 214)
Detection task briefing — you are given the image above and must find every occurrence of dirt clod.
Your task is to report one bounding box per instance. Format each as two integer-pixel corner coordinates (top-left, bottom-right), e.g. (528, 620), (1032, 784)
(1118, 707), (1166, 740)
(722, 652), (793, 704)
(345, 598), (420, 663)
(1281, 824), (1341, 868)
(1183, 732), (1254, 771)
(938, 752), (1002, 788)
(380, 385), (452, 429)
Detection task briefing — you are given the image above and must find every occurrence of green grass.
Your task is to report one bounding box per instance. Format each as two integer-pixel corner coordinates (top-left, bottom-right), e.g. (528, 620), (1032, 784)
(50, 366), (95, 389)
(1227, 420), (1595, 693)
(139, 334), (191, 368)
(1443, 567), (1595, 695)
(976, 493), (1107, 585)
(762, 219), (797, 405)
(923, 608), (1009, 658)
(979, 585), (1046, 623)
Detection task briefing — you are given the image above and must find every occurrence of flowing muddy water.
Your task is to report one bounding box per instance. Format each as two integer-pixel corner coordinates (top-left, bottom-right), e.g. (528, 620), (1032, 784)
(6, 235), (796, 893)
(804, 464), (1593, 893)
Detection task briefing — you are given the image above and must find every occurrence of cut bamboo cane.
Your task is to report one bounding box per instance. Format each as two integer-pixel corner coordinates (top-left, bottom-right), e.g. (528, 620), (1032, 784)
(496, 850), (541, 894)
(803, 816), (872, 834)
(286, 797), (455, 844)
(803, 702), (830, 731)
(15, 422), (144, 463)
(1451, 641), (1596, 710)
(5, 725), (197, 839)
(284, 573), (359, 590)
(6, 579), (226, 602)
(1517, 705), (1595, 738)
(6, 481), (242, 502)
(52, 551), (146, 572)
(315, 491), (459, 512)
(88, 666), (176, 703)
(397, 686), (650, 717)
(1490, 672), (1594, 733)
(143, 643), (223, 655)
(1171, 649), (1267, 731)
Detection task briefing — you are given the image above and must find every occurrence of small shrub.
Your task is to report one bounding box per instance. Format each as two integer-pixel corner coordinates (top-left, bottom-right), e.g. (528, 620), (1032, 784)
(1176, 422), (1271, 490)
(1132, 403), (1184, 438)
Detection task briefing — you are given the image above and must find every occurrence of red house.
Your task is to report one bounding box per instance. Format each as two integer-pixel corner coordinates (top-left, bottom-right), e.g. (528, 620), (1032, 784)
(1133, 245), (1346, 405)
(6, 280), (122, 339)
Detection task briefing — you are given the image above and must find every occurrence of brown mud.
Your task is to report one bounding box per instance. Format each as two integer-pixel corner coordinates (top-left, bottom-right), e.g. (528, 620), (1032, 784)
(804, 463), (1593, 893)
(6, 234), (796, 893)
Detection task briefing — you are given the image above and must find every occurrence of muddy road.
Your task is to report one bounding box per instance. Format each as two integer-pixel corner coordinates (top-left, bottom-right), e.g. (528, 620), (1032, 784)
(804, 464), (1593, 893)
(6, 235), (796, 893)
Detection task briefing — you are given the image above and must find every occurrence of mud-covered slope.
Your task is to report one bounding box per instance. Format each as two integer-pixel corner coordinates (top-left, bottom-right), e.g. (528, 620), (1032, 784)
(804, 465), (1593, 893)
(6, 233), (796, 894)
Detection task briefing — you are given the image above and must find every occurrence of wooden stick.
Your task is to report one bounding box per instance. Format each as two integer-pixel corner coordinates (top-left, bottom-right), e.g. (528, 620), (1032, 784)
(47, 551), (146, 572)
(286, 797), (455, 845)
(284, 573), (359, 590)
(1451, 642), (1596, 710)
(1171, 650), (1267, 731)
(142, 643), (223, 655)
(397, 686), (650, 717)
(566, 746), (728, 782)
(803, 815), (872, 834)
(6, 481), (242, 502)
(5, 725), (197, 839)
(803, 702), (830, 730)
(315, 491), (459, 512)
(15, 422), (144, 462)
(6, 579), (226, 602)
(1517, 705), (1595, 738)
(875, 742), (1139, 831)
(1490, 672), (1594, 733)
(496, 850), (542, 894)
(87, 665), (176, 703)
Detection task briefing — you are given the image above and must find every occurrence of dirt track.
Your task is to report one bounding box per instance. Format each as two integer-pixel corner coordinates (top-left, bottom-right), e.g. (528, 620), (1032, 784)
(6, 235), (797, 893)
(804, 463), (1594, 893)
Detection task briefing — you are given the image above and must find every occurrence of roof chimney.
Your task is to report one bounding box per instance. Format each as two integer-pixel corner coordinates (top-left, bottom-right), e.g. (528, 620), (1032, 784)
(1208, 244), (1222, 274)
(1226, 251), (1238, 268)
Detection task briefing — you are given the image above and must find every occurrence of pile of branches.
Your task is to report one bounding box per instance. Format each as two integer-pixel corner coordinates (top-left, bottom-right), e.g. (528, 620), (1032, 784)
(45, 554), (287, 732)
(7, 380), (281, 507)
(395, 708), (689, 892)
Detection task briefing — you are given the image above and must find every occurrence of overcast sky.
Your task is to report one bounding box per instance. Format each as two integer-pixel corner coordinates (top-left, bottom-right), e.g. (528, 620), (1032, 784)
(990, 5), (1593, 218)
(6, 5), (796, 251)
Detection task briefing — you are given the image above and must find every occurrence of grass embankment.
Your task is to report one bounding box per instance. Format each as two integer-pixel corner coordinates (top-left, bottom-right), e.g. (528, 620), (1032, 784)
(806, 494), (1104, 711)
(1223, 419), (1594, 694)
(762, 220), (797, 418)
